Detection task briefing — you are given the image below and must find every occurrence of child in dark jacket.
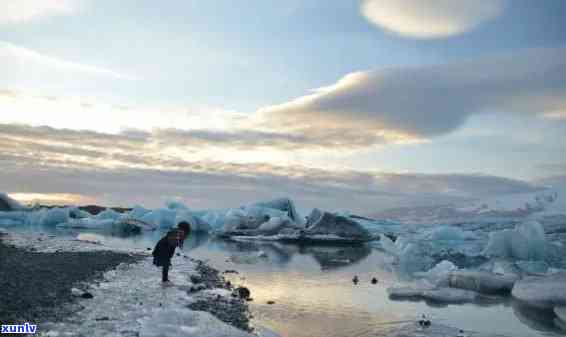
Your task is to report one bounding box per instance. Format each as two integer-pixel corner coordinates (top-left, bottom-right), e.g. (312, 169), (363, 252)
(152, 222), (191, 283)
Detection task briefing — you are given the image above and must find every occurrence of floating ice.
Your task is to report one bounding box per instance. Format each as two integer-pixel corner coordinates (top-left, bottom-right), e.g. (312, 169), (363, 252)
(127, 205), (152, 219)
(379, 234), (398, 256)
(448, 270), (517, 294)
(175, 210), (210, 233)
(95, 208), (122, 220)
(483, 220), (547, 261)
(257, 216), (289, 235)
(512, 272), (566, 308)
(140, 209), (177, 229)
(515, 261), (550, 275)
(428, 226), (477, 241)
(305, 212), (371, 241)
(63, 217), (115, 229)
(216, 206), (372, 243)
(388, 285), (479, 303)
(249, 198), (304, 225)
(414, 260), (458, 286)
(26, 207), (70, 226)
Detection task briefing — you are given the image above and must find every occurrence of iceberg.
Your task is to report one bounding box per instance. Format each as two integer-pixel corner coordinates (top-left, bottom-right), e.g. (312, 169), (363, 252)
(62, 218), (115, 229)
(414, 260), (458, 286)
(175, 210), (210, 233)
(140, 209), (177, 228)
(304, 211), (371, 241)
(217, 207), (372, 243)
(515, 261), (550, 275)
(0, 193), (25, 211)
(26, 207), (70, 226)
(512, 272), (566, 308)
(126, 205), (151, 219)
(483, 220), (547, 261)
(448, 270), (518, 294)
(249, 198), (304, 225)
(95, 208), (122, 220)
(257, 216), (291, 235)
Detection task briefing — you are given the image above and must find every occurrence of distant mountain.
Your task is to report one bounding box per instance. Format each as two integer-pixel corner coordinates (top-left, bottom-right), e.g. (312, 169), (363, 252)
(369, 189), (561, 224)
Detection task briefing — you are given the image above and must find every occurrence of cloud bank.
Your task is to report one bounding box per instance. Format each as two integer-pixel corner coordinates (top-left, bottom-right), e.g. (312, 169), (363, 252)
(257, 47), (566, 143)
(361, 0), (504, 38)
(0, 122), (545, 212)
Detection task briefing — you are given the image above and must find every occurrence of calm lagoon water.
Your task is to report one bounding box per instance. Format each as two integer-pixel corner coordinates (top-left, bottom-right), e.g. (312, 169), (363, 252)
(8, 226), (566, 337)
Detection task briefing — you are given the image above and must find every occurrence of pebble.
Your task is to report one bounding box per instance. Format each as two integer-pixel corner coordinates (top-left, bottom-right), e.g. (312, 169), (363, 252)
(80, 292), (94, 299)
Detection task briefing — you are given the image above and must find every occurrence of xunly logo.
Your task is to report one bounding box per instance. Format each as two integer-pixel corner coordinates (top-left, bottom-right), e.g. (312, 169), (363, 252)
(1, 323), (37, 334)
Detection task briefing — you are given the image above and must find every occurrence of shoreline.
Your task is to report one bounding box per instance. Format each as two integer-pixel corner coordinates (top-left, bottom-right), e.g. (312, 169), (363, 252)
(0, 231), (257, 336)
(0, 232), (142, 326)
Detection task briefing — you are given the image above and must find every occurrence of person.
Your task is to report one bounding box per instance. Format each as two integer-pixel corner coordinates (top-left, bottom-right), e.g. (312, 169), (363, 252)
(152, 222), (191, 283)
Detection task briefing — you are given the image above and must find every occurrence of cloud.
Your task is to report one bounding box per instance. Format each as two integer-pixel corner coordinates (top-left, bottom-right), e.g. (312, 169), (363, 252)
(361, 0), (504, 38)
(0, 123), (545, 212)
(0, 0), (81, 24)
(0, 41), (134, 80)
(256, 47), (566, 143)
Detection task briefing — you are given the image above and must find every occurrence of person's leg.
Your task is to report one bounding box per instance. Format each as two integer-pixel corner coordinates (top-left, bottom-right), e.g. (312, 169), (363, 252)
(162, 264), (169, 282)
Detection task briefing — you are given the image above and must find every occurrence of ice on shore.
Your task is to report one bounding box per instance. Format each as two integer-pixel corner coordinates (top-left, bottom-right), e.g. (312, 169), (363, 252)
(42, 257), (257, 337)
(1, 231), (261, 337)
(483, 220), (547, 261)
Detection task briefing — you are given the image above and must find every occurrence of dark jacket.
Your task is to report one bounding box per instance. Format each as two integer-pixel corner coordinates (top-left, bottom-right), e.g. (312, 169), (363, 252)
(152, 236), (176, 267)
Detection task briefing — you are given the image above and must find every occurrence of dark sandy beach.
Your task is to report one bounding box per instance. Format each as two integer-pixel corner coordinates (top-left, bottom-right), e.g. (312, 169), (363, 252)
(0, 232), (253, 335)
(0, 232), (141, 326)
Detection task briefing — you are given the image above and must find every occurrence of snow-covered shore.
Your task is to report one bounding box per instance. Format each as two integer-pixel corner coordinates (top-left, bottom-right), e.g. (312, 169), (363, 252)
(1, 231), (274, 337)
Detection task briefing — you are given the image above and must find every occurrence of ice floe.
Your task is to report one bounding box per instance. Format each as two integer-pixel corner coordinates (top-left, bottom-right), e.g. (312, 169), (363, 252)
(448, 270), (518, 294)
(512, 272), (566, 309)
(388, 284), (479, 304)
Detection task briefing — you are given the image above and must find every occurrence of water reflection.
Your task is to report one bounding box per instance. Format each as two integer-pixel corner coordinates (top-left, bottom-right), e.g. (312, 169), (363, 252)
(512, 300), (566, 334)
(208, 238), (371, 270)
(5, 226), (566, 337)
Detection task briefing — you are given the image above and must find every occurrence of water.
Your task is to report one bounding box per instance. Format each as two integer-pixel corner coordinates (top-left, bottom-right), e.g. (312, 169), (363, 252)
(6, 225), (566, 337)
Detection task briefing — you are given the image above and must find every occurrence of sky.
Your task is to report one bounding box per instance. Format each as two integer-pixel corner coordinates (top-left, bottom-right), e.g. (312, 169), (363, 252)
(1, 0), (566, 212)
